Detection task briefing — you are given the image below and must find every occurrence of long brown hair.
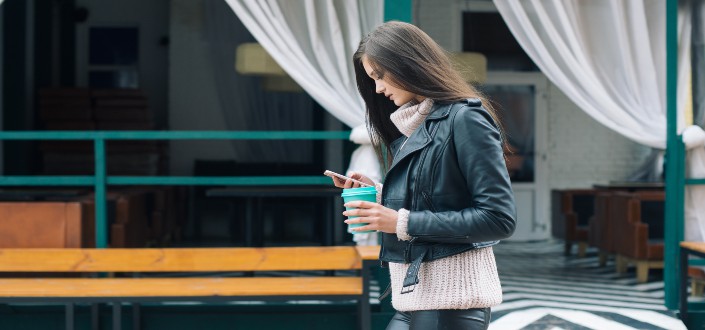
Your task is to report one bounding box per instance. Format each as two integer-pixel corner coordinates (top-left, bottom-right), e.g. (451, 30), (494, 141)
(353, 21), (504, 169)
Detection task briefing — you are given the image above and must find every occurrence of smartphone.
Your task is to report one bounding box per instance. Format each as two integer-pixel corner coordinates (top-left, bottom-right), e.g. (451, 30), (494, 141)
(323, 170), (372, 187)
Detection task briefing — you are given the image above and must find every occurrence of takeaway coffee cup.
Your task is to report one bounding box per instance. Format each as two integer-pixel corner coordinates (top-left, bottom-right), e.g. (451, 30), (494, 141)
(341, 186), (377, 234)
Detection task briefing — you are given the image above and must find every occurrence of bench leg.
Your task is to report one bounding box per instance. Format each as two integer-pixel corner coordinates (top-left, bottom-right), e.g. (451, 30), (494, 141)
(577, 242), (588, 258)
(615, 255), (629, 274)
(358, 260), (372, 330)
(564, 241), (572, 256)
(65, 303), (75, 330)
(598, 251), (609, 267)
(681, 248), (690, 324)
(91, 303), (100, 330)
(133, 303), (141, 330)
(113, 302), (122, 330)
(636, 262), (650, 283)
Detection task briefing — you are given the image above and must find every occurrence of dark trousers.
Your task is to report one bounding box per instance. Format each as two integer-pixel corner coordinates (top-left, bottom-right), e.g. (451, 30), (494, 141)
(385, 308), (490, 330)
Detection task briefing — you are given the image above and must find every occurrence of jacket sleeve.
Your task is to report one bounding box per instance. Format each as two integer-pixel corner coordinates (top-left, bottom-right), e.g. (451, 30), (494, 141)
(406, 105), (517, 243)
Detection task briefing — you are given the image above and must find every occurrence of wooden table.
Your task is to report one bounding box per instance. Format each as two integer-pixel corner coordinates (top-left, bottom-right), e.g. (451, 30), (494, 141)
(206, 186), (342, 246)
(0, 189), (86, 201)
(680, 241), (705, 324)
(592, 181), (664, 191)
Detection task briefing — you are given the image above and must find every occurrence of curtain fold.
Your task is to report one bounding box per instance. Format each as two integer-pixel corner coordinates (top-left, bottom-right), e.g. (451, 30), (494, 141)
(223, 0), (383, 245)
(494, 0), (704, 241)
(494, 0), (690, 149)
(204, 0), (313, 163)
(223, 0), (381, 128)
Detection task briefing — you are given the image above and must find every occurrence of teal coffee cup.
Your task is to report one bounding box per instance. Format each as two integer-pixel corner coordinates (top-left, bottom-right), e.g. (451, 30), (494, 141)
(341, 186), (377, 234)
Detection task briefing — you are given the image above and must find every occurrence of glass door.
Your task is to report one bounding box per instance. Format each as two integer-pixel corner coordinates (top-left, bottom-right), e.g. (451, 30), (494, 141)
(482, 73), (549, 241)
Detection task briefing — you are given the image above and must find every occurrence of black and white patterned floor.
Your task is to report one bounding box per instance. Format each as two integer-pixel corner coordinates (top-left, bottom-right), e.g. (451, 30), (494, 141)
(489, 241), (687, 330)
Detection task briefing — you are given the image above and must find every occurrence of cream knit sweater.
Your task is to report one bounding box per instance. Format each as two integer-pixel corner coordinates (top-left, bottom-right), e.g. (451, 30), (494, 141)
(381, 98), (503, 311)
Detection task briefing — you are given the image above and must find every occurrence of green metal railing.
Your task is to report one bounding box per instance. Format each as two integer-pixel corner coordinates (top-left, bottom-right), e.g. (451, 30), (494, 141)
(664, 0), (705, 312)
(0, 130), (350, 248)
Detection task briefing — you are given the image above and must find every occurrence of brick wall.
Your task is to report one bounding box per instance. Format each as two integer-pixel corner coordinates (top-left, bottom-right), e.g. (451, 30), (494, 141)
(546, 83), (651, 189)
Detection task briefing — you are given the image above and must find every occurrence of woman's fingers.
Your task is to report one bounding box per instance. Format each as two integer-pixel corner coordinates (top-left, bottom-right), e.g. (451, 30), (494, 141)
(343, 201), (375, 209)
(331, 176), (344, 188)
(348, 172), (375, 186)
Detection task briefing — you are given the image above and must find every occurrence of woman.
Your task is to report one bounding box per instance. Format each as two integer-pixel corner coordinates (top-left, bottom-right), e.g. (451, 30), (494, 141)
(331, 21), (516, 329)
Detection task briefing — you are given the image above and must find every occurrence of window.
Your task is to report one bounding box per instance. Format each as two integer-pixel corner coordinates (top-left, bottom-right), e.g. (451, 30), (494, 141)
(88, 27), (139, 88)
(479, 85), (535, 182)
(463, 12), (538, 71)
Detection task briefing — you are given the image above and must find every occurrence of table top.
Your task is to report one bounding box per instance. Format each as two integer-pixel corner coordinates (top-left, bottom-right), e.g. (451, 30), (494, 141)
(0, 189), (86, 201)
(593, 181), (664, 190)
(355, 245), (380, 260)
(206, 185), (342, 197)
(681, 241), (705, 254)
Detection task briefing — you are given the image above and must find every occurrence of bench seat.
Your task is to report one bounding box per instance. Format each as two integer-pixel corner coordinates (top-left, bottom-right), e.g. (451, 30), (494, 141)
(0, 245), (380, 330)
(0, 277), (362, 299)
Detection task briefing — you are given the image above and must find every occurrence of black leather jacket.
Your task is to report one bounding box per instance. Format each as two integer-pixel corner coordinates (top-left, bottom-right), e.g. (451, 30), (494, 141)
(380, 99), (516, 276)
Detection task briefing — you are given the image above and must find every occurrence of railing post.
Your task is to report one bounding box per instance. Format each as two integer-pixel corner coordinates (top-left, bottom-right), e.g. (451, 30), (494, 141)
(94, 137), (108, 248)
(664, 0), (683, 310)
(384, 0), (411, 22)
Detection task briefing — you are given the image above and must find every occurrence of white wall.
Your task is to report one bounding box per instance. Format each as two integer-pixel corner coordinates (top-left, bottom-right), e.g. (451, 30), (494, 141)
(169, 0), (235, 175)
(546, 84), (651, 188)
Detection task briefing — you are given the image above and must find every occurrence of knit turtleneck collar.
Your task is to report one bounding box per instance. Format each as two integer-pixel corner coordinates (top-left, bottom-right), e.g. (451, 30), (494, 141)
(390, 98), (434, 137)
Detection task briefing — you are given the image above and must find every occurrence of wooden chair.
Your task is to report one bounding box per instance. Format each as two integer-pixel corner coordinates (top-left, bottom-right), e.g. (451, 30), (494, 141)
(557, 189), (598, 257)
(0, 201), (94, 248)
(612, 191), (665, 282)
(588, 192), (615, 266)
(688, 267), (705, 296)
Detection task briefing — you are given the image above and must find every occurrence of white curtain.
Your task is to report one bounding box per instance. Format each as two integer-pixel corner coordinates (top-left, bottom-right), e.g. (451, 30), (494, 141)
(494, 0), (690, 149)
(494, 0), (705, 241)
(224, 0), (383, 245)
(223, 0), (383, 169)
(684, 126), (705, 242)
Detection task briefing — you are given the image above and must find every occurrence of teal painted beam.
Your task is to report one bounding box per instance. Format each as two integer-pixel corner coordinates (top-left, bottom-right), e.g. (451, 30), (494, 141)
(686, 179), (705, 185)
(664, 0), (683, 310)
(94, 139), (108, 249)
(0, 176), (334, 186)
(384, 0), (412, 22)
(690, 259), (705, 267)
(0, 131), (351, 140)
(0, 176), (94, 185)
(107, 176), (331, 186)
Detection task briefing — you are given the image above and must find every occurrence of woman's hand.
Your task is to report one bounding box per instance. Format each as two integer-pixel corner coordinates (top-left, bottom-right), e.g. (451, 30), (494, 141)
(343, 201), (398, 233)
(330, 172), (375, 189)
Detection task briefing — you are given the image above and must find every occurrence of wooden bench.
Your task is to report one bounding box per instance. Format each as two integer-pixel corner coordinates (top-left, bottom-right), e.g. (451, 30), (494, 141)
(0, 246), (379, 330)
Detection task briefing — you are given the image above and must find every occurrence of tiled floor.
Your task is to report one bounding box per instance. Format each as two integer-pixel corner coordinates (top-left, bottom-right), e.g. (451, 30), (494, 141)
(489, 241), (687, 330)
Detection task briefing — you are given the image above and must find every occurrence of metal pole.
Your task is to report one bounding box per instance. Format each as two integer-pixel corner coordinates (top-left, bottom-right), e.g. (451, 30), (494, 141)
(384, 0), (412, 22)
(664, 0), (684, 310)
(94, 138), (108, 248)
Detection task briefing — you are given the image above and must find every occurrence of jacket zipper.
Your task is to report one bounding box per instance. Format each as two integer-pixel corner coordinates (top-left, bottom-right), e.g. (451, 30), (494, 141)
(421, 191), (437, 212)
(404, 237), (418, 263)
